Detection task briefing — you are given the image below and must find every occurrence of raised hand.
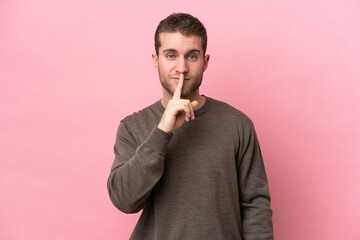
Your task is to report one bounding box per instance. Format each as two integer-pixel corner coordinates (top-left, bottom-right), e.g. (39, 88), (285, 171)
(157, 74), (199, 133)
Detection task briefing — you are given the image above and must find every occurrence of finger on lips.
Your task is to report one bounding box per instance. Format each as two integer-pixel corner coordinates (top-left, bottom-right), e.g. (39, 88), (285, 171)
(173, 73), (184, 100)
(171, 73), (195, 122)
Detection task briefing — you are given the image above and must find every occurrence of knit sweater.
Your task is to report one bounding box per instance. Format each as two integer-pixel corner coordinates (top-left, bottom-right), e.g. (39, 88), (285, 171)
(107, 97), (273, 240)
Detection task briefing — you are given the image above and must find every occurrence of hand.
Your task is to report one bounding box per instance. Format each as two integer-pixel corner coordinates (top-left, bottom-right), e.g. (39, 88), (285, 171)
(157, 74), (199, 133)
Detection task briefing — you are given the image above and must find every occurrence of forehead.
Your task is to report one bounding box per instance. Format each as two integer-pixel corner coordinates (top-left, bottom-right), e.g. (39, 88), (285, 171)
(159, 32), (202, 54)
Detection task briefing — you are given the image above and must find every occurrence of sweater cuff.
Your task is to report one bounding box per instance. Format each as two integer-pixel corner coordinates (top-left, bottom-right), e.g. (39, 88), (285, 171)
(144, 126), (172, 153)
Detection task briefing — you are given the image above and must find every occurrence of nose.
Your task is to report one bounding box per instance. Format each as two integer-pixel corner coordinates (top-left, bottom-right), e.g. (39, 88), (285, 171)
(176, 56), (189, 74)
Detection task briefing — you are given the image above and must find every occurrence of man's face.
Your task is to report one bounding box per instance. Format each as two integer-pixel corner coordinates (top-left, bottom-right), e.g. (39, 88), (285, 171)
(152, 32), (210, 99)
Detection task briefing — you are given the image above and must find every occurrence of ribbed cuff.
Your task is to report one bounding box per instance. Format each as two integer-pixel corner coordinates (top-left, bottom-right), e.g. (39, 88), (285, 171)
(144, 126), (172, 153)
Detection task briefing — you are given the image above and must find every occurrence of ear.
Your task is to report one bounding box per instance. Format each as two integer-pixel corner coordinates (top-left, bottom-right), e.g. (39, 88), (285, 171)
(202, 54), (210, 72)
(152, 53), (159, 70)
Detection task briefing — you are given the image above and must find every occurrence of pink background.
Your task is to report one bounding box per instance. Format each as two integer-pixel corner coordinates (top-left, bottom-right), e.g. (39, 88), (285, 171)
(1, 0), (359, 239)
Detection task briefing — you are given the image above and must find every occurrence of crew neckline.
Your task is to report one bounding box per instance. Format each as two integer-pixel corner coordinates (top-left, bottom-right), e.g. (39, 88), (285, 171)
(156, 95), (211, 117)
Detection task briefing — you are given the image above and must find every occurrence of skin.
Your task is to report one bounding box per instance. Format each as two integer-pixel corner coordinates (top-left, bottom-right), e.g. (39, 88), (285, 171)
(152, 32), (210, 133)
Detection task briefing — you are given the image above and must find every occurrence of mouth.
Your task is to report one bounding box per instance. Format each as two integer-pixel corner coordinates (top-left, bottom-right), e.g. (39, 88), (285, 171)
(172, 76), (191, 82)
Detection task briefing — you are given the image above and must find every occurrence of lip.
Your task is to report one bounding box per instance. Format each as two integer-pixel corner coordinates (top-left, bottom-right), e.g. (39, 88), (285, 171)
(172, 77), (191, 81)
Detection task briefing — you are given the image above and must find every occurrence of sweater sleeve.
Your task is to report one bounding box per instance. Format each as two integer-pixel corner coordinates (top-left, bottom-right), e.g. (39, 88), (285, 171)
(107, 122), (172, 213)
(238, 124), (274, 240)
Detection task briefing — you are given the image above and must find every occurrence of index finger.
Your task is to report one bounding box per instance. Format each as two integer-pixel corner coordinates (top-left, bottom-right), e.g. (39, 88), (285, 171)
(173, 73), (184, 99)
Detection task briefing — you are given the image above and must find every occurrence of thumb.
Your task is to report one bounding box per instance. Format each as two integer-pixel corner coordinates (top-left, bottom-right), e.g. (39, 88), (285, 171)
(191, 100), (199, 110)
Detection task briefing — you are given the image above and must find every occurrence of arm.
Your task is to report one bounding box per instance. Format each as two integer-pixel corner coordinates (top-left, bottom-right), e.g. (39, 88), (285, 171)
(238, 124), (274, 240)
(107, 123), (172, 213)
(108, 74), (196, 213)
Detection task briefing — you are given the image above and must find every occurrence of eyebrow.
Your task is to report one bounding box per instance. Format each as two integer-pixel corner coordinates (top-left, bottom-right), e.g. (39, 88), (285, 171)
(162, 48), (201, 54)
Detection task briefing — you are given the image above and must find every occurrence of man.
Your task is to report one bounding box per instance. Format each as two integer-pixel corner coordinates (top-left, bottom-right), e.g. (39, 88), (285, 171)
(107, 13), (273, 240)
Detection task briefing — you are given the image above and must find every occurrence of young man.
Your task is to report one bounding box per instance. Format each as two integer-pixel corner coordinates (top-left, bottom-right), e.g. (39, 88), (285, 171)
(107, 13), (274, 240)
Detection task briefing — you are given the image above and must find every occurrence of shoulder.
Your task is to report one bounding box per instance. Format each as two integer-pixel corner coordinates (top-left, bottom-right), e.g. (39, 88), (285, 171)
(121, 100), (162, 125)
(207, 97), (254, 129)
(118, 100), (163, 141)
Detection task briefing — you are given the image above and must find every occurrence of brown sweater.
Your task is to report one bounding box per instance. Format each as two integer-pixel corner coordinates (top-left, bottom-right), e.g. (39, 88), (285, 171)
(107, 97), (273, 240)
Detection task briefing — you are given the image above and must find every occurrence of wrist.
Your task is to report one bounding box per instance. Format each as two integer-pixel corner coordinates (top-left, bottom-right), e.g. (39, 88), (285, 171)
(157, 123), (171, 133)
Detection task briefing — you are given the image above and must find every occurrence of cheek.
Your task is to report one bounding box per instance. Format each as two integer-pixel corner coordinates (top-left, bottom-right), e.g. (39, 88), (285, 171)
(159, 61), (173, 72)
(192, 64), (205, 74)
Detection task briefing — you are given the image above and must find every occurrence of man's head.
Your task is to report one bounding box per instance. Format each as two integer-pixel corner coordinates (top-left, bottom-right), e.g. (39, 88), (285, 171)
(154, 13), (207, 56)
(152, 13), (210, 102)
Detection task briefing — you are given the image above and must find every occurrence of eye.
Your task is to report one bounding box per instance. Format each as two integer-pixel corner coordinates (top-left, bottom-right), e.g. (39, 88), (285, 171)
(188, 54), (198, 61)
(166, 54), (175, 60)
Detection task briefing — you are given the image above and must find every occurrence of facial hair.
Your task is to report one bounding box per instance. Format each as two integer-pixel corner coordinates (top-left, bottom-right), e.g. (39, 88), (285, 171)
(158, 70), (203, 98)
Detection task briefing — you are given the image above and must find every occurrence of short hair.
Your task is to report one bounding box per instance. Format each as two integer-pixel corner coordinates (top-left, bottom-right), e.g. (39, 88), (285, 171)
(154, 13), (207, 56)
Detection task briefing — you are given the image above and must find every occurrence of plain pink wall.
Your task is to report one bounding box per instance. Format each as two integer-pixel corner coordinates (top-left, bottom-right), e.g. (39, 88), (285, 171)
(1, 0), (359, 239)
